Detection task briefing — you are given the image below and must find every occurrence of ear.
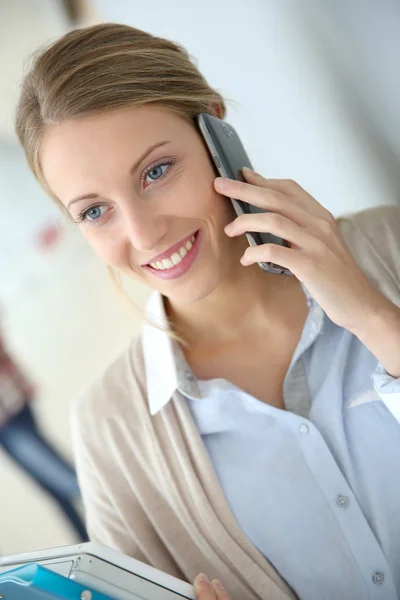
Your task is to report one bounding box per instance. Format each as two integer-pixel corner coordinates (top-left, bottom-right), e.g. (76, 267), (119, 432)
(209, 102), (224, 119)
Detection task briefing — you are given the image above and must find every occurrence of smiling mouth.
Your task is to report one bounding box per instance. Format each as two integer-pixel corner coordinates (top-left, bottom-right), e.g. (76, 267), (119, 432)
(146, 231), (199, 271)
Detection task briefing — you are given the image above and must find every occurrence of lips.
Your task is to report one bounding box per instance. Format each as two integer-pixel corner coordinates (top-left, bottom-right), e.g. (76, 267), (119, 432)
(145, 230), (198, 266)
(142, 230), (201, 281)
(149, 234), (197, 271)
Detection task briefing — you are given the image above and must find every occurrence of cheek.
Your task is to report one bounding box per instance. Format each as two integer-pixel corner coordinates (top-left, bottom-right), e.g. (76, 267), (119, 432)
(83, 229), (129, 269)
(173, 172), (229, 222)
(205, 190), (235, 228)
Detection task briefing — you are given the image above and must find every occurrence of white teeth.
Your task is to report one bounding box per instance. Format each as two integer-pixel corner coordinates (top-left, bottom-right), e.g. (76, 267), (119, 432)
(171, 252), (182, 266)
(149, 261), (165, 269)
(149, 233), (197, 270)
(162, 258), (174, 269)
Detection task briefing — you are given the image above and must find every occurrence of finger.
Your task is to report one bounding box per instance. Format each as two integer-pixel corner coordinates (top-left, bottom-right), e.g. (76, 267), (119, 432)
(240, 242), (301, 273)
(211, 579), (232, 599)
(225, 209), (342, 250)
(214, 176), (277, 211)
(225, 212), (318, 251)
(242, 167), (304, 197)
(194, 574), (217, 600)
(215, 176), (330, 228)
(242, 168), (334, 221)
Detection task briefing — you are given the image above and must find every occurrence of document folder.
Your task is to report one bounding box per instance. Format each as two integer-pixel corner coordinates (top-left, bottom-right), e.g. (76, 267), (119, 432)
(0, 563), (114, 600)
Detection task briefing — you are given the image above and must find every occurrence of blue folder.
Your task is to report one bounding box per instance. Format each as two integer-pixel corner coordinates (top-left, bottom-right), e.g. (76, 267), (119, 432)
(0, 563), (115, 600)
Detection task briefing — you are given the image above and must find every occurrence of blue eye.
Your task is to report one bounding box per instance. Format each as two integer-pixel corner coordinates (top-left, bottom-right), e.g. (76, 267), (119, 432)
(75, 204), (108, 225)
(145, 163), (169, 184)
(86, 206), (107, 221)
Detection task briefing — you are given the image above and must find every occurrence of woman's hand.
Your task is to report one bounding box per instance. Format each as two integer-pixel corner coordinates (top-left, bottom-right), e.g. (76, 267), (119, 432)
(194, 574), (231, 599)
(215, 168), (387, 334)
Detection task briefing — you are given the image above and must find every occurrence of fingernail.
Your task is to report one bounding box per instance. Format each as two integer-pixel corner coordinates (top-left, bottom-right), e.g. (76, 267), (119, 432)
(224, 222), (234, 234)
(215, 177), (227, 190)
(197, 573), (210, 585)
(212, 579), (225, 592)
(243, 166), (260, 176)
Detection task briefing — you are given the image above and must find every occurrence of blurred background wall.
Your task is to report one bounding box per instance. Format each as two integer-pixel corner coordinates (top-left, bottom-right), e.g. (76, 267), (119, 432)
(0, 0), (399, 554)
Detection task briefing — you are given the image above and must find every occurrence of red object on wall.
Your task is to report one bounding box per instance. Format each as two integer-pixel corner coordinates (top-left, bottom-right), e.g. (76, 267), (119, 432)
(35, 223), (63, 250)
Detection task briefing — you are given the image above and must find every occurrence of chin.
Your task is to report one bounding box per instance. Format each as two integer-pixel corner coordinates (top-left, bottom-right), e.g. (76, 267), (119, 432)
(164, 270), (222, 306)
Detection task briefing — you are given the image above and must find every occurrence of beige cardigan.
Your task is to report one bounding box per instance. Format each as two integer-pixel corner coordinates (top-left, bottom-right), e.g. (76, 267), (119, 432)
(71, 204), (400, 600)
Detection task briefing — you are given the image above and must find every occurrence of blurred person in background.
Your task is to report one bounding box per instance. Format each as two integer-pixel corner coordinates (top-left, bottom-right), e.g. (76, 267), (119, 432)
(15, 22), (400, 600)
(0, 328), (87, 542)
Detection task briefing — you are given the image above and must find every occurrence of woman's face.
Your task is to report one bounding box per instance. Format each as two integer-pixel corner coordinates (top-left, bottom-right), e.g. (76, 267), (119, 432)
(40, 105), (246, 305)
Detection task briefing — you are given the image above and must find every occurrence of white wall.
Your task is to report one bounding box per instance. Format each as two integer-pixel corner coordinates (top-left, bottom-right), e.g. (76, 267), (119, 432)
(300, 0), (400, 167)
(0, 0), (69, 141)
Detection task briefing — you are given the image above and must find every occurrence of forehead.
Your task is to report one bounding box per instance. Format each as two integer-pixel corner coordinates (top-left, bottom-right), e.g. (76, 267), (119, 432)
(41, 105), (191, 159)
(39, 105), (194, 200)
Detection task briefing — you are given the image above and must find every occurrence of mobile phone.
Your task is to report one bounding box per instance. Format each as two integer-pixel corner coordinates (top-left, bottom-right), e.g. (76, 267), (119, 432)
(197, 113), (291, 275)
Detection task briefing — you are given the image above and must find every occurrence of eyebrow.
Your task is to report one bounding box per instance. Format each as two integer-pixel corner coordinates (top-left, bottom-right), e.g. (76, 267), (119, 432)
(67, 140), (171, 208)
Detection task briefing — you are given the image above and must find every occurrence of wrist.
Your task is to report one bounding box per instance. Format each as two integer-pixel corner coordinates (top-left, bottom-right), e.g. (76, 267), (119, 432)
(352, 294), (398, 339)
(352, 295), (400, 378)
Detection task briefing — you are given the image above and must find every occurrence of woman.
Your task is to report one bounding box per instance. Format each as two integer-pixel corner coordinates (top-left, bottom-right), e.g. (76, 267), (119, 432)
(15, 23), (400, 600)
(0, 329), (87, 542)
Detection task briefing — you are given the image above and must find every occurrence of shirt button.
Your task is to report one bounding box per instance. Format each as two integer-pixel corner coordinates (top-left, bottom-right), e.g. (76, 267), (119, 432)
(185, 370), (194, 381)
(372, 571), (385, 585)
(336, 494), (349, 509)
(299, 423), (309, 435)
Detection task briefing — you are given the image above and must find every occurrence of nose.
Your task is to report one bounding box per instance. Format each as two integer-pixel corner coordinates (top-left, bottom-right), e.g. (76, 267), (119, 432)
(120, 201), (167, 253)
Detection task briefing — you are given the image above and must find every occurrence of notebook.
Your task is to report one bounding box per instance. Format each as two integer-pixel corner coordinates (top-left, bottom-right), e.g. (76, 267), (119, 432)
(0, 562), (113, 599)
(0, 542), (195, 600)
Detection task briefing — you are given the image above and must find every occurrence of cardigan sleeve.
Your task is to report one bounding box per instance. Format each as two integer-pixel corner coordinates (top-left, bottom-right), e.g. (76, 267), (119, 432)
(69, 372), (189, 582)
(337, 204), (400, 300)
(70, 394), (148, 562)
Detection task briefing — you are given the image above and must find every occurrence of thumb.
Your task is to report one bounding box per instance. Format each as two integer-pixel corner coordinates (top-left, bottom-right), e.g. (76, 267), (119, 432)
(194, 574), (217, 599)
(211, 579), (232, 599)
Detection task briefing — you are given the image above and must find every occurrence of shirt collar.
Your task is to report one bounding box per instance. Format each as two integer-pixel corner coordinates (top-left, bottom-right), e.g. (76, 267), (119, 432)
(142, 291), (201, 416)
(142, 283), (322, 416)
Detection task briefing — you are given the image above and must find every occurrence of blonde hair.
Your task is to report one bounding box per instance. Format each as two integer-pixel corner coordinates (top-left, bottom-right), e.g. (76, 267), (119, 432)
(16, 22), (226, 196)
(15, 22), (228, 341)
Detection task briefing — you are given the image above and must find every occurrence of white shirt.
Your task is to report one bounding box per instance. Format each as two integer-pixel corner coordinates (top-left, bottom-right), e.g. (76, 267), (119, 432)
(142, 288), (400, 600)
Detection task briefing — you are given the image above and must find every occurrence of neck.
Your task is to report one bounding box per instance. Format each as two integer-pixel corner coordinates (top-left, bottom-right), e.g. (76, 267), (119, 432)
(166, 262), (304, 347)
